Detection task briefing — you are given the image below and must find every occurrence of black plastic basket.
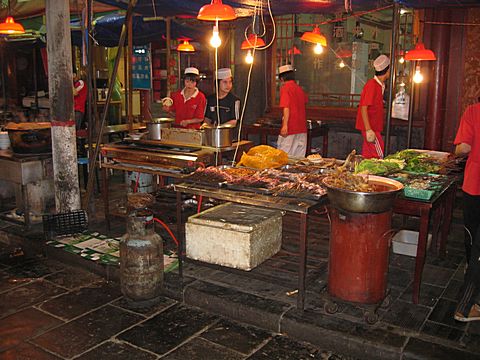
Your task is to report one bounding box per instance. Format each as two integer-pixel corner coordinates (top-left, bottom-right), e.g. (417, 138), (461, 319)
(43, 210), (88, 239)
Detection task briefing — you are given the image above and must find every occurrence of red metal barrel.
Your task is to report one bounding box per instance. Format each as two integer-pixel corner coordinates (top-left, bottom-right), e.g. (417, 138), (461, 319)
(328, 207), (392, 304)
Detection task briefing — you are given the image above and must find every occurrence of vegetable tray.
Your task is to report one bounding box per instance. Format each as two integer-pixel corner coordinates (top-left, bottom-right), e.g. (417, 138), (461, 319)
(403, 187), (435, 201)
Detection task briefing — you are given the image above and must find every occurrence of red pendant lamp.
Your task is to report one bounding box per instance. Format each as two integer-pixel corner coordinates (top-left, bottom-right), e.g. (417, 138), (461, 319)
(177, 40), (195, 52)
(197, 0), (237, 21)
(241, 34), (266, 50)
(300, 26), (327, 47)
(288, 46), (302, 55)
(0, 16), (25, 35)
(405, 42), (436, 61)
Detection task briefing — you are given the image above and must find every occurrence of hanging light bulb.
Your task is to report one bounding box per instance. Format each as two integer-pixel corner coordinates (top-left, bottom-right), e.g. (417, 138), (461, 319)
(339, 60), (345, 68)
(399, 56), (405, 64)
(0, 16), (25, 35)
(245, 50), (254, 64)
(413, 66), (423, 83)
(210, 24), (221, 48)
(314, 43), (323, 55)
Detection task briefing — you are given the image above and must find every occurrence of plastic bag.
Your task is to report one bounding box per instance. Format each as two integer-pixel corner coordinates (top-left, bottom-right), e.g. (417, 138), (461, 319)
(236, 145), (288, 169)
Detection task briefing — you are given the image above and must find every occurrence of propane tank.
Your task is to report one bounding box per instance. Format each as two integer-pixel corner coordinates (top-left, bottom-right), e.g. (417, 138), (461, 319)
(120, 209), (163, 307)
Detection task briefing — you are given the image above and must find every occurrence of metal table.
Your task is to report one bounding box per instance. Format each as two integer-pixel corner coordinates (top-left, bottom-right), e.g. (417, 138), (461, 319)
(392, 179), (457, 304)
(174, 182), (327, 310)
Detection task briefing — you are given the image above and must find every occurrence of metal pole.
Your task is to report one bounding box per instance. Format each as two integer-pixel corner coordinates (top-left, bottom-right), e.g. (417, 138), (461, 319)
(407, 60), (416, 148)
(127, 10), (133, 132)
(166, 17), (171, 97)
(385, 2), (400, 155)
(1, 47), (6, 112)
(83, 0), (137, 209)
(32, 48), (38, 119)
(86, 0), (94, 167)
(46, 0), (81, 212)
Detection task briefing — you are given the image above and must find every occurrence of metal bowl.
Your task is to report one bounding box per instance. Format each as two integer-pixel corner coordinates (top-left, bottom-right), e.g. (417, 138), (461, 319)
(322, 175), (404, 213)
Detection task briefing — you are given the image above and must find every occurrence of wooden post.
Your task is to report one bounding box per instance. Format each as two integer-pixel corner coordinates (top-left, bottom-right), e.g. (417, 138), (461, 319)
(46, 0), (81, 212)
(128, 12), (133, 132)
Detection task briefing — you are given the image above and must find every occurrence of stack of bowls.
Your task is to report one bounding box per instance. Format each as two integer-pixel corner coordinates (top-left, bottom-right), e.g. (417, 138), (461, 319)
(0, 131), (10, 150)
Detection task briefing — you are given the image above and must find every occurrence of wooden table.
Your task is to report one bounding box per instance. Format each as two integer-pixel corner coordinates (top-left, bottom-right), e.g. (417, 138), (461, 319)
(393, 179), (457, 304)
(242, 124), (329, 156)
(174, 182), (327, 310)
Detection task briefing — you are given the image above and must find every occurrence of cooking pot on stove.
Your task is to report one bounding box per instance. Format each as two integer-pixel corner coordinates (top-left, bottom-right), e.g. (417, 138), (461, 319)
(146, 118), (174, 140)
(6, 122), (52, 154)
(203, 124), (234, 147)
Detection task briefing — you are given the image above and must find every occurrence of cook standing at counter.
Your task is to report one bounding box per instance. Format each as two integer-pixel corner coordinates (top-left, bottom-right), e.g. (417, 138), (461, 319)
(164, 67), (206, 129)
(73, 71), (88, 130)
(204, 68), (241, 128)
(355, 54), (390, 159)
(277, 64), (308, 158)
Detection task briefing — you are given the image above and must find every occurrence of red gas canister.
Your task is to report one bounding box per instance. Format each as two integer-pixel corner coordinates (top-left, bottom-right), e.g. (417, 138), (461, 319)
(328, 208), (392, 304)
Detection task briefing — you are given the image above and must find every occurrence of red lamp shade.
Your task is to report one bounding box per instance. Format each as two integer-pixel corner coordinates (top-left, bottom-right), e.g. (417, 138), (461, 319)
(336, 49), (352, 58)
(197, 0), (237, 21)
(405, 43), (436, 61)
(177, 40), (195, 52)
(0, 16), (25, 35)
(300, 26), (327, 46)
(241, 34), (266, 50)
(288, 46), (302, 55)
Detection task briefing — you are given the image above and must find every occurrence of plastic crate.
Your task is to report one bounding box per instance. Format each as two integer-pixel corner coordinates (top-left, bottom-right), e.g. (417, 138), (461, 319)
(403, 187), (435, 200)
(392, 230), (432, 257)
(43, 210), (88, 239)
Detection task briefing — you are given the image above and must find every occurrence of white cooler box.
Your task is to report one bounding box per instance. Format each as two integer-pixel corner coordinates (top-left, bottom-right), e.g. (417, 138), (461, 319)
(392, 230), (432, 257)
(185, 203), (283, 271)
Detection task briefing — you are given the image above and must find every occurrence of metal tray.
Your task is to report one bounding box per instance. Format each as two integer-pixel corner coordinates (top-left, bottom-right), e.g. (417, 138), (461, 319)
(224, 183), (273, 195)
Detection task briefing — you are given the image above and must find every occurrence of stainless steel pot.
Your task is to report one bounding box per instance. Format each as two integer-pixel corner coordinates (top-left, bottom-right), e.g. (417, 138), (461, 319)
(146, 118), (174, 140)
(203, 124), (234, 147)
(322, 175), (403, 213)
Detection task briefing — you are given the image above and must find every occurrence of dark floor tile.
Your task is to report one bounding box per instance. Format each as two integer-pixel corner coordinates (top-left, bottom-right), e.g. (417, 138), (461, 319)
(8, 259), (64, 279)
(31, 305), (142, 358)
(76, 341), (157, 360)
(462, 331), (480, 353)
(399, 283), (444, 307)
(0, 308), (63, 351)
(387, 267), (413, 289)
(0, 280), (66, 319)
(468, 320), (480, 336)
(421, 321), (464, 342)
(381, 300), (430, 332)
(442, 279), (464, 301)
(0, 269), (34, 294)
(421, 265), (455, 287)
(428, 298), (466, 331)
(44, 266), (103, 289)
(0, 342), (62, 360)
(246, 335), (336, 360)
(403, 337), (479, 360)
(163, 337), (244, 360)
(112, 295), (176, 317)
(118, 303), (217, 355)
(38, 281), (122, 320)
(200, 318), (271, 355)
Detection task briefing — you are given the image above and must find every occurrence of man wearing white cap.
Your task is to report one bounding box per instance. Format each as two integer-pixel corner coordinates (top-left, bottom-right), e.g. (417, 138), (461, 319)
(355, 54), (390, 158)
(164, 67), (206, 129)
(204, 67), (241, 128)
(276, 64), (308, 158)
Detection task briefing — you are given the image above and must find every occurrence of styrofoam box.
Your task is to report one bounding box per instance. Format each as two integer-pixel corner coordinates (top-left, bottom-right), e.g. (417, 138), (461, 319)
(392, 230), (432, 257)
(186, 203), (283, 271)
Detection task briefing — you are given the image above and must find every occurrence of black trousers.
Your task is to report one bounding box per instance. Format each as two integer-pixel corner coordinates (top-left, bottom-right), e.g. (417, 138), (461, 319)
(463, 192), (480, 263)
(456, 225), (480, 316)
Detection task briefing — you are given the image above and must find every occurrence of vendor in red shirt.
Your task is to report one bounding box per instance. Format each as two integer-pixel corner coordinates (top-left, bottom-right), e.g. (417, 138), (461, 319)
(73, 71), (87, 130)
(163, 67), (206, 129)
(277, 64), (308, 158)
(453, 101), (480, 322)
(355, 54), (390, 159)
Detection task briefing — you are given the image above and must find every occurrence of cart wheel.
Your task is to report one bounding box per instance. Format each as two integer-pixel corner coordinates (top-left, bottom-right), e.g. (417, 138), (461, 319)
(324, 301), (339, 314)
(364, 311), (378, 325)
(380, 294), (391, 309)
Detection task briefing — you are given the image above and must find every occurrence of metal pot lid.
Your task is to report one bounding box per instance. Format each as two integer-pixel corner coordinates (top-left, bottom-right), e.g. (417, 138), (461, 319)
(150, 118), (174, 124)
(203, 123), (235, 129)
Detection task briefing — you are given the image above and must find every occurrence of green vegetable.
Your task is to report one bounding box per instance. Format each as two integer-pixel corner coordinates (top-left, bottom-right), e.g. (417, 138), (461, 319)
(355, 159), (403, 175)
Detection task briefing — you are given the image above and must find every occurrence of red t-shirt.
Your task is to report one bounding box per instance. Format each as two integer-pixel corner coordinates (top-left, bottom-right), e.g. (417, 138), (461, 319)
(355, 78), (384, 132)
(170, 88), (206, 129)
(279, 80), (308, 135)
(74, 80), (87, 114)
(454, 103), (480, 195)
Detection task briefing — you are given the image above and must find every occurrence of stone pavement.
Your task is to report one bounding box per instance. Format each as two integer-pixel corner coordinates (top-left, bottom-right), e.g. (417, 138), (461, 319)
(0, 242), (351, 360)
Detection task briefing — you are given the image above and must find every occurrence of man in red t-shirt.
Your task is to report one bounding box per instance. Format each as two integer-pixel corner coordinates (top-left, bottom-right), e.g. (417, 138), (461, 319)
(453, 102), (480, 322)
(355, 54), (390, 159)
(164, 67), (206, 129)
(277, 64), (308, 157)
(73, 71), (88, 129)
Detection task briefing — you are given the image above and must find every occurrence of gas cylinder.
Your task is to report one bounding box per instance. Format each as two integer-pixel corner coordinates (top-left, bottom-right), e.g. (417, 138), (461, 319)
(120, 209), (163, 307)
(328, 207), (392, 304)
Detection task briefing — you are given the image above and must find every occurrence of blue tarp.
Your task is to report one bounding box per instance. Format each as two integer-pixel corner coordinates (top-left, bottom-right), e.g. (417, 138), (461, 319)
(71, 13), (206, 47)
